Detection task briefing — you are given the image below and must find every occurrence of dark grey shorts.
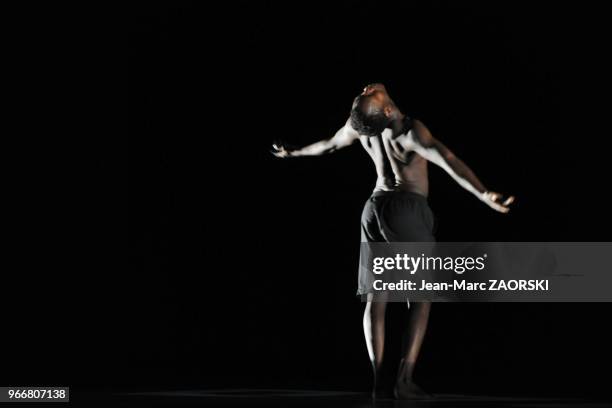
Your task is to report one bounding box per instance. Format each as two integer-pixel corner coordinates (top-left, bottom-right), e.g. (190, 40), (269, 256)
(357, 190), (436, 295)
(361, 190), (435, 243)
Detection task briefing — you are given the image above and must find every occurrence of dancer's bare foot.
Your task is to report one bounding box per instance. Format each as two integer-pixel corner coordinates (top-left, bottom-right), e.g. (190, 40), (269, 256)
(372, 371), (394, 399)
(394, 358), (431, 400)
(393, 380), (431, 400)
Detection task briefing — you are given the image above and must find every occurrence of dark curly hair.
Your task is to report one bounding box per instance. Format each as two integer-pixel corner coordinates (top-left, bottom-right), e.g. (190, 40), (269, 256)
(349, 95), (391, 136)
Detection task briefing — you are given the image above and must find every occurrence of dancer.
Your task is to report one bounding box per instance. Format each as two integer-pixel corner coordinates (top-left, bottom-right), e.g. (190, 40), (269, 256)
(272, 83), (514, 399)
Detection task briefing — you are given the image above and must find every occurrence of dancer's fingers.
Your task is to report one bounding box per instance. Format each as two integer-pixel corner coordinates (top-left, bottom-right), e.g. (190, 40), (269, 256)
(496, 205), (510, 213)
(489, 200), (510, 213)
(503, 196), (515, 206)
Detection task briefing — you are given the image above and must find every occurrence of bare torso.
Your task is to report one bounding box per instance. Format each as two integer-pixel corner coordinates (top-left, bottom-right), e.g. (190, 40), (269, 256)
(272, 113), (513, 213)
(358, 122), (429, 196)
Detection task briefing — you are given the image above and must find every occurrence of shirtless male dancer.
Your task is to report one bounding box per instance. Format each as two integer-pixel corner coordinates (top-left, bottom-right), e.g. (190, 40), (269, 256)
(272, 83), (514, 399)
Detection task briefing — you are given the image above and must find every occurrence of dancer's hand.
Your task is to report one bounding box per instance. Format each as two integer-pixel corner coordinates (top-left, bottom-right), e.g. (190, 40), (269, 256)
(271, 141), (293, 158)
(481, 191), (515, 213)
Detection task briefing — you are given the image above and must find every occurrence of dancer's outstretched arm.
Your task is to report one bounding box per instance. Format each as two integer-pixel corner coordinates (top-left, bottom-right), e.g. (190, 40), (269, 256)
(406, 119), (515, 213)
(271, 120), (359, 157)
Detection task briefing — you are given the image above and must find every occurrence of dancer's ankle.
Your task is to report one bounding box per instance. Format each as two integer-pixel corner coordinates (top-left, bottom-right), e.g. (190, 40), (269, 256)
(397, 358), (415, 382)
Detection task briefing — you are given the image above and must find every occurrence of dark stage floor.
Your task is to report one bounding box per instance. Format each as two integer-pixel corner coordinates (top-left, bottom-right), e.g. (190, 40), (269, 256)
(71, 389), (611, 408)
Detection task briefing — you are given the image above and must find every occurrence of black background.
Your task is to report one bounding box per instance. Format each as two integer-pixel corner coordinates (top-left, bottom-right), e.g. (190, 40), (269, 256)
(123, 0), (610, 397)
(7, 0), (612, 400)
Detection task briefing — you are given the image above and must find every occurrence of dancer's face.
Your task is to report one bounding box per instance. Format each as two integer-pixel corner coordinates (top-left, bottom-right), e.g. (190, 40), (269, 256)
(361, 83), (387, 96)
(355, 83), (397, 117)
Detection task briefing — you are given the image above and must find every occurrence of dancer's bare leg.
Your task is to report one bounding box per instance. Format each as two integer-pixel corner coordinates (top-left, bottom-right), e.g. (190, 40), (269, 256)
(363, 292), (388, 398)
(395, 301), (431, 399)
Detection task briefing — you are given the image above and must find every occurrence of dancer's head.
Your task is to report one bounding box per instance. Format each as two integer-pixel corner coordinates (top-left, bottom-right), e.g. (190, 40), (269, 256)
(350, 83), (400, 136)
